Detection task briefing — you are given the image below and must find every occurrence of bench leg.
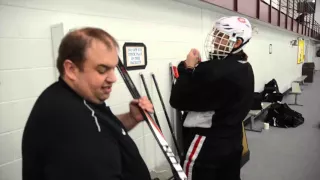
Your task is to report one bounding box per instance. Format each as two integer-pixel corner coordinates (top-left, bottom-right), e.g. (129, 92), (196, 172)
(245, 116), (263, 132)
(300, 82), (304, 90)
(302, 80), (308, 86)
(288, 94), (303, 106)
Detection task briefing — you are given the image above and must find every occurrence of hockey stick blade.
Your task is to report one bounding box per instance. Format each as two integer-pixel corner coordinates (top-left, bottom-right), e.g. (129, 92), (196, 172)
(116, 57), (187, 180)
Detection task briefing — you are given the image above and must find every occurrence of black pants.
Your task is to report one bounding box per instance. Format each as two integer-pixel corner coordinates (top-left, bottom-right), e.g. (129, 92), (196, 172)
(181, 128), (243, 180)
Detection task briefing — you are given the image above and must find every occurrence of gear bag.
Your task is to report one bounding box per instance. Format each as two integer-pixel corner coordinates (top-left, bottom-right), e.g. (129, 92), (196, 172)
(262, 79), (284, 103)
(266, 102), (304, 128)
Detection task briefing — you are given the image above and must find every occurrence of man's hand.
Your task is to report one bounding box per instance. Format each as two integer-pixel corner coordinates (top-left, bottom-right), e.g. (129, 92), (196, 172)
(116, 96), (154, 131)
(184, 48), (201, 68)
(129, 96), (154, 123)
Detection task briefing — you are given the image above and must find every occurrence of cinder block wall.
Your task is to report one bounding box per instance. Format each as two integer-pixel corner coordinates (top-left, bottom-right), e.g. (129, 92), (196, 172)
(0, 0), (305, 179)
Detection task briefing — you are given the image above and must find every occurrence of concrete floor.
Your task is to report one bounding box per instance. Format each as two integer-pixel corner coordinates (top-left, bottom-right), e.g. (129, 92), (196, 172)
(242, 73), (320, 180)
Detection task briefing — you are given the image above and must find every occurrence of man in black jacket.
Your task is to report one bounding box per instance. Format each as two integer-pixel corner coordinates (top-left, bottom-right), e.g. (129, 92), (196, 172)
(22, 27), (154, 180)
(170, 16), (255, 180)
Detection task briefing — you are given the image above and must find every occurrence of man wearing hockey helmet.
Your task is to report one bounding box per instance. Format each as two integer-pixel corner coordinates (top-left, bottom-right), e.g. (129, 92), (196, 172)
(170, 16), (255, 180)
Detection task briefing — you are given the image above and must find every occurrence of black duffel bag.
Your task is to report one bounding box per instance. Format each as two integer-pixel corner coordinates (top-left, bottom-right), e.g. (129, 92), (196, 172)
(264, 92), (284, 103)
(262, 79), (284, 103)
(264, 79), (280, 93)
(266, 102), (304, 128)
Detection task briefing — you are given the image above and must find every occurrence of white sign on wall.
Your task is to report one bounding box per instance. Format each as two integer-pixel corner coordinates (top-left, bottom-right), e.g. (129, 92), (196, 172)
(126, 46), (145, 67)
(123, 43), (147, 70)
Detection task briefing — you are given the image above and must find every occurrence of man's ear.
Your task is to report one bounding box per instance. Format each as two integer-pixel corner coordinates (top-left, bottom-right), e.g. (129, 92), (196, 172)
(233, 39), (243, 49)
(63, 60), (78, 81)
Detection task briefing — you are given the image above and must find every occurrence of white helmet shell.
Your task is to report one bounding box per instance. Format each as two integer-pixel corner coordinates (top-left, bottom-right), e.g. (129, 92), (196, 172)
(204, 16), (252, 60)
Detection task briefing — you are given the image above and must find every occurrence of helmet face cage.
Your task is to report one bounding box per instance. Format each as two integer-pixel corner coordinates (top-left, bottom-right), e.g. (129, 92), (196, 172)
(204, 27), (236, 60)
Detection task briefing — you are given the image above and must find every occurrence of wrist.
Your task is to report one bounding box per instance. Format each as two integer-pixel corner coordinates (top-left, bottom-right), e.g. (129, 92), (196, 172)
(128, 112), (138, 123)
(183, 61), (195, 69)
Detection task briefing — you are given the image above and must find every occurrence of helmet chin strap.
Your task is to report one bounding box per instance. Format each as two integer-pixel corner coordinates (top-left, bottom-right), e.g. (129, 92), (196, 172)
(208, 52), (227, 60)
(231, 48), (243, 54)
(231, 38), (250, 54)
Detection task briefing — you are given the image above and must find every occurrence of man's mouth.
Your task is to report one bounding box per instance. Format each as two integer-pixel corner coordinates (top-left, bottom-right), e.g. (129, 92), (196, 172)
(102, 86), (112, 94)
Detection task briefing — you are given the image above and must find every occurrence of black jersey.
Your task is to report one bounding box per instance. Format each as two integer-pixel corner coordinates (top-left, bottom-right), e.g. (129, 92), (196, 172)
(22, 77), (151, 180)
(170, 53), (255, 137)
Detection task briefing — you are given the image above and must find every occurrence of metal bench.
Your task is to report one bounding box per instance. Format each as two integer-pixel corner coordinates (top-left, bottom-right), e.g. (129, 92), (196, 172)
(244, 102), (272, 132)
(288, 82), (303, 106)
(294, 75), (308, 86)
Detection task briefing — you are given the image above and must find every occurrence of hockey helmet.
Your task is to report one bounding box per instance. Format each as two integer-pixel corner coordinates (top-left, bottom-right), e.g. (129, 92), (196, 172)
(204, 16), (252, 60)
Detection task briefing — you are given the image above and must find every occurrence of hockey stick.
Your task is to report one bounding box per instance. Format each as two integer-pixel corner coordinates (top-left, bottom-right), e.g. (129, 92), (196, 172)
(141, 72), (178, 180)
(116, 57), (187, 180)
(169, 63), (184, 149)
(139, 73), (162, 129)
(168, 63), (184, 180)
(170, 63), (179, 83)
(151, 73), (182, 159)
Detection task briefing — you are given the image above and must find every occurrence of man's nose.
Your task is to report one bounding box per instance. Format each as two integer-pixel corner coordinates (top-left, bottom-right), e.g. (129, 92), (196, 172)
(107, 70), (117, 83)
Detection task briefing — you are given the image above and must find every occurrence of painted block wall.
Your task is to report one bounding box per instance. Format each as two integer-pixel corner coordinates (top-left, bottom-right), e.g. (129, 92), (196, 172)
(0, 0), (306, 179)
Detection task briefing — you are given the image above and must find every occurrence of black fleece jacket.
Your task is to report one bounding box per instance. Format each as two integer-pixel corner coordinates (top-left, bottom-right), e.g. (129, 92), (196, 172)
(170, 53), (254, 137)
(22, 78), (151, 180)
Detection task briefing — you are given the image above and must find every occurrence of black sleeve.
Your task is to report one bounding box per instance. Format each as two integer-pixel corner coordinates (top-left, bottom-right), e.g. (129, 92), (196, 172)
(22, 122), (45, 180)
(22, 103), (47, 180)
(169, 61), (225, 112)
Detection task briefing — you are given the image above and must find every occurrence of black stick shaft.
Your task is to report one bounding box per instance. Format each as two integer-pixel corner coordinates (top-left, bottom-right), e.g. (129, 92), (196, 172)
(151, 73), (182, 158)
(139, 73), (162, 130)
(116, 58), (186, 180)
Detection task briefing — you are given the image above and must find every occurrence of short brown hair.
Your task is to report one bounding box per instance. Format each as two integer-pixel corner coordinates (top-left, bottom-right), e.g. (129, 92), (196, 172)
(56, 27), (119, 75)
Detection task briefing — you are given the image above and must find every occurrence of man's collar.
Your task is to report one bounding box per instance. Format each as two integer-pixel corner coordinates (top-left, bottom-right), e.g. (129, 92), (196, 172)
(58, 76), (108, 107)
